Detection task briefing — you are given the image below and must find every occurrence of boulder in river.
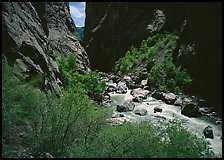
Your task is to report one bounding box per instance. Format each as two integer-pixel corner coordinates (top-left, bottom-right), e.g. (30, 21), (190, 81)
(181, 103), (201, 117)
(151, 90), (165, 101)
(132, 96), (143, 103)
(134, 108), (147, 116)
(154, 106), (162, 113)
(174, 97), (183, 106)
(117, 100), (135, 112)
(105, 83), (116, 92)
(203, 126), (214, 139)
(131, 88), (149, 99)
(140, 79), (148, 88)
(115, 81), (128, 94)
(164, 92), (177, 104)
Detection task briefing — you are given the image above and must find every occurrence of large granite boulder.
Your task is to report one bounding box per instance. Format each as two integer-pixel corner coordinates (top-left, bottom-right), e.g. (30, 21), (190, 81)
(117, 100), (135, 112)
(164, 92), (177, 104)
(131, 88), (149, 99)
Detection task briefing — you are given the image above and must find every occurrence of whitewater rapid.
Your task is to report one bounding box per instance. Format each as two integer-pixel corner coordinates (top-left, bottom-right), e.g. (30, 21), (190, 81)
(109, 89), (222, 157)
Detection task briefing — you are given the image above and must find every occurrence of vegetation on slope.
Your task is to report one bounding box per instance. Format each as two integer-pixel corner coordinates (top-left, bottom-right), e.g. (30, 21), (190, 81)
(113, 32), (192, 94)
(2, 57), (214, 158)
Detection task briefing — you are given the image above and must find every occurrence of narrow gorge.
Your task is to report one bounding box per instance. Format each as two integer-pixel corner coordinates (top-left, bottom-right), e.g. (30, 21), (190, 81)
(2, 2), (222, 158)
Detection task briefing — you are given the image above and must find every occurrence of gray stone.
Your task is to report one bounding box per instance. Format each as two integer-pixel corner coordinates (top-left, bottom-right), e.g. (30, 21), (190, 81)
(174, 97), (182, 106)
(131, 88), (149, 99)
(117, 100), (135, 112)
(164, 92), (177, 104)
(115, 81), (128, 94)
(134, 108), (147, 116)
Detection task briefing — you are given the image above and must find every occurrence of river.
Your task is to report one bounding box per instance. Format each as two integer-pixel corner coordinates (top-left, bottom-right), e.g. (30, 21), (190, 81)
(109, 89), (222, 157)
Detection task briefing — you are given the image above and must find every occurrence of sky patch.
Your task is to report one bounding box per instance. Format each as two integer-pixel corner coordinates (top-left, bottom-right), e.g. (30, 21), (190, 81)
(69, 2), (86, 27)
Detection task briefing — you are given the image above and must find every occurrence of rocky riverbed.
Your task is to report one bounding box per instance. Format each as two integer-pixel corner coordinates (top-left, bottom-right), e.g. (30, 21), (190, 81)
(101, 74), (222, 157)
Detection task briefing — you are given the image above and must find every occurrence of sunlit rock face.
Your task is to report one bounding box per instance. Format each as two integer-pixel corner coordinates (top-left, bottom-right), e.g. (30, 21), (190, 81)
(2, 2), (90, 96)
(84, 2), (221, 114)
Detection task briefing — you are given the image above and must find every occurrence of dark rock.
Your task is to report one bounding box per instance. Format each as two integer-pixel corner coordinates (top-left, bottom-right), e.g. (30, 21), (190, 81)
(126, 80), (138, 89)
(134, 108), (147, 116)
(115, 81), (128, 94)
(198, 99), (206, 106)
(164, 92), (177, 104)
(153, 115), (166, 120)
(181, 103), (201, 117)
(151, 90), (165, 101)
(132, 96), (143, 103)
(131, 88), (149, 99)
(119, 114), (124, 117)
(203, 126), (214, 139)
(117, 100), (135, 112)
(215, 120), (222, 125)
(154, 106), (162, 113)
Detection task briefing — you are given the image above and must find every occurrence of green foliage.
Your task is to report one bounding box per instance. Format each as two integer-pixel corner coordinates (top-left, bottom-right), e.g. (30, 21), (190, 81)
(2, 63), (111, 158)
(56, 54), (105, 98)
(2, 63), (215, 158)
(113, 32), (177, 73)
(113, 32), (191, 94)
(147, 52), (192, 94)
(67, 119), (214, 158)
(113, 46), (140, 73)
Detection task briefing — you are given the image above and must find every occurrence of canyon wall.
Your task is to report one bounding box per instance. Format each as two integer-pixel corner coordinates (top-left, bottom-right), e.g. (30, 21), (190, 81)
(2, 2), (90, 96)
(84, 2), (222, 113)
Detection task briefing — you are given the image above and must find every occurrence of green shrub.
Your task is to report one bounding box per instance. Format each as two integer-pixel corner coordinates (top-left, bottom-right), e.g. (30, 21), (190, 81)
(113, 46), (140, 73)
(56, 54), (105, 98)
(2, 63), (214, 158)
(2, 63), (111, 158)
(113, 32), (177, 73)
(67, 119), (214, 158)
(24, 87), (111, 157)
(147, 52), (192, 94)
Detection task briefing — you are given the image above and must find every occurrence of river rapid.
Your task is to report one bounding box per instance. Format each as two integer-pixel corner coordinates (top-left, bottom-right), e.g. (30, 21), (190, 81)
(108, 89), (222, 157)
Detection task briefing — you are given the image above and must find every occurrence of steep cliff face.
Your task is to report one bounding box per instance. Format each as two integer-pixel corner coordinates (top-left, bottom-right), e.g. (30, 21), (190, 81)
(2, 2), (90, 96)
(84, 2), (222, 113)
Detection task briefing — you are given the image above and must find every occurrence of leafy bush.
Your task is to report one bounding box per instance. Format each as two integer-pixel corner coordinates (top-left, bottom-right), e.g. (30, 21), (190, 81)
(147, 52), (192, 93)
(67, 119), (214, 158)
(2, 63), (111, 158)
(113, 32), (177, 73)
(113, 46), (140, 73)
(2, 64), (214, 158)
(113, 31), (192, 94)
(56, 54), (105, 98)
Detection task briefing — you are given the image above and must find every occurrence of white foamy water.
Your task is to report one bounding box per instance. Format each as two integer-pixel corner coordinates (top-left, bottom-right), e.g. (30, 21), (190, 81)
(109, 89), (222, 157)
